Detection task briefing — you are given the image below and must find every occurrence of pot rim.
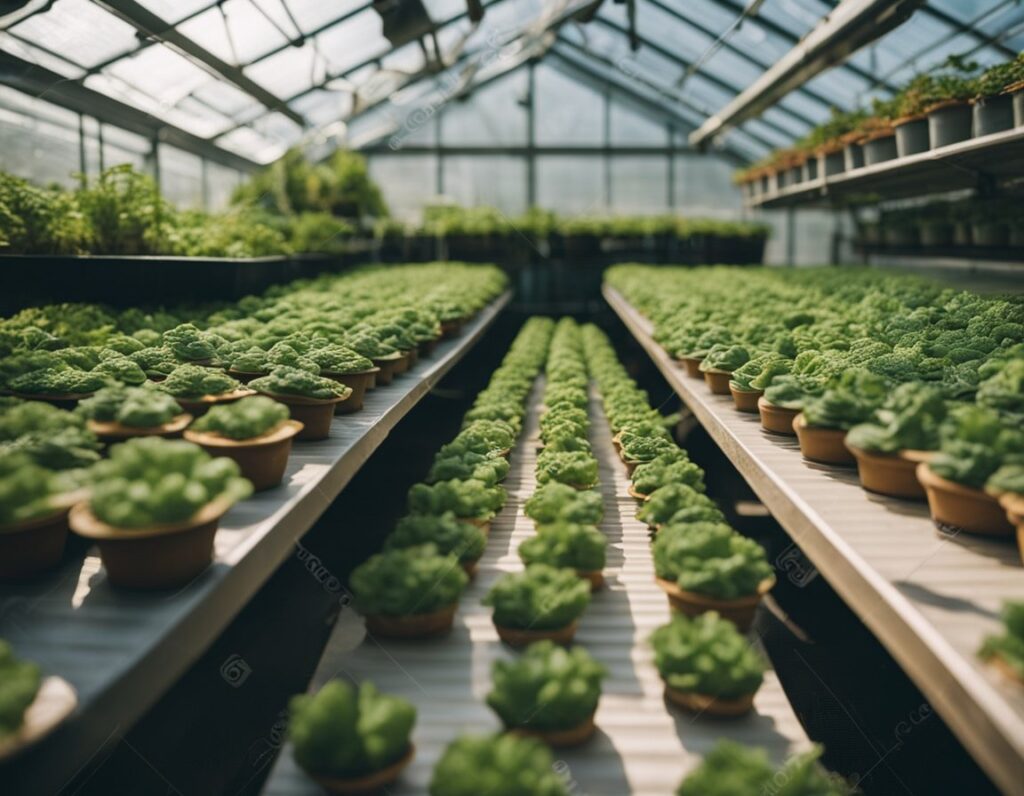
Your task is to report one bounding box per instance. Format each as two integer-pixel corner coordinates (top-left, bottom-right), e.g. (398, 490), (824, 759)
(254, 389), (350, 406)
(319, 366), (381, 378)
(184, 419), (304, 449)
(916, 462), (995, 500)
(69, 498), (232, 541)
(174, 388), (256, 405)
(87, 413), (192, 438)
(0, 501), (76, 536)
(309, 744), (415, 793)
(663, 683), (756, 716)
(655, 575), (775, 607)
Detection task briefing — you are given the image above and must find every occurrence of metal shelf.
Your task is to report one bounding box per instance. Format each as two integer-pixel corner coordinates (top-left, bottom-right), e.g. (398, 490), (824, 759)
(0, 292), (510, 794)
(605, 286), (1024, 796)
(261, 379), (810, 796)
(746, 126), (1024, 209)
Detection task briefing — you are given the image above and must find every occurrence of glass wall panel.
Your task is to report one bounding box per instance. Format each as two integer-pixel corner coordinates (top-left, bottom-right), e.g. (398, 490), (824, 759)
(366, 154), (439, 220)
(536, 155), (606, 215)
(610, 156), (668, 215)
(442, 156), (528, 215)
(534, 64), (604, 145)
(159, 145), (204, 208)
(440, 71), (528, 146)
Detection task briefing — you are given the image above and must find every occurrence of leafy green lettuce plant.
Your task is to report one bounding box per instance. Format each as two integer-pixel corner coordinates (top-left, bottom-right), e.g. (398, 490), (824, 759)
(536, 450), (598, 488)
(802, 370), (888, 430)
(518, 522), (607, 571)
(385, 512), (486, 564)
(928, 406), (1024, 489)
(0, 453), (72, 526)
(524, 483), (603, 525)
(350, 544), (468, 616)
(483, 564), (590, 630)
(650, 612), (764, 698)
(407, 478), (506, 520)
(654, 522), (773, 600)
(700, 344), (750, 373)
(0, 640), (42, 737)
(306, 344), (375, 374)
(163, 324), (218, 362)
(289, 680), (415, 779)
(632, 455), (706, 497)
(249, 367), (347, 400)
(429, 734), (569, 796)
(487, 641), (605, 731)
(638, 484), (721, 527)
(159, 365), (240, 399)
(978, 601), (1024, 681)
(189, 396), (290, 440)
(427, 451), (509, 486)
(79, 386), (181, 427)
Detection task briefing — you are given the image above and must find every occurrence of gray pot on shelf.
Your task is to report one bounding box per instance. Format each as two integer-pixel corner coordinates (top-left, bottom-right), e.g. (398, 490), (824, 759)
(821, 149), (845, 177)
(894, 117), (929, 157)
(843, 140), (865, 170)
(787, 164), (803, 186)
(863, 133), (898, 166)
(971, 222), (1009, 247)
(802, 157), (819, 182)
(919, 221), (954, 247)
(972, 94), (1014, 137)
(1011, 82), (1024, 128)
(928, 101), (973, 148)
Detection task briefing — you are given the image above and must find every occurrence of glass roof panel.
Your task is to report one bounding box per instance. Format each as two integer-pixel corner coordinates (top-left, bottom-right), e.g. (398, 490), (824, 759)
(761, 106), (811, 138)
(315, 7), (390, 75)
(10, 0), (139, 69)
(291, 89), (354, 125)
(105, 44), (211, 107)
(244, 39), (322, 98)
(285, 0), (369, 35)
(217, 125), (287, 162)
(0, 32), (85, 78)
(178, 0), (290, 65)
(136, 0), (217, 24)
(192, 81), (262, 119)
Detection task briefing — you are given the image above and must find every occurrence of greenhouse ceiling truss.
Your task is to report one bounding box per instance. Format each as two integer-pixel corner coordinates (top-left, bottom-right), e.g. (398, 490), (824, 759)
(1, 0), (1022, 178)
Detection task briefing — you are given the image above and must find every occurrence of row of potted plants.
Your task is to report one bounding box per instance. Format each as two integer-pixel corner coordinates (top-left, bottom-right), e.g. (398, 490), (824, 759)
(607, 265), (1024, 686)
(858, 198), (1024, 251)
(736, 53), (1024, 198)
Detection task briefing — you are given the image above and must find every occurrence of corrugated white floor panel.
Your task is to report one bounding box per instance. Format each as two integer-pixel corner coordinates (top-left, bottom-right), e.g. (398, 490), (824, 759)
(262, 380), (809, 796)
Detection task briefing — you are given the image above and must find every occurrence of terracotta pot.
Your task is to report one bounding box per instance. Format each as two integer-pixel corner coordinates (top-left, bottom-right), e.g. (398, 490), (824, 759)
(989, 653), (1024, 688)
(371, 354), (403, 385)
(494, 620), (578, 648)
(184, 420), (303, 491)
(391, 351), (413, 376)
(309, 745), (415, 795)
(730, 385), (762, 413)
(254, 391), (348, 441)
(440, 319), (464, 339)
(703, 368), (732, 395)
(792, 414), (854, 466)
(419, 338), (440, 357)
(69, 500), (229, 589)
(364, 603), (457, 639)
(655, 576), (774, 632)
(664, 684), (755, 717)
(87, 413), (192, 442)
(845, 445), (927, 500)
(678, 357), (704, 378)
(226, 368), (265, 385)
(623, 459), (640, 477)
(757, 397), (798, 436)
(322, 369), (379, 415)
(627, 483), (649, 502)
(174, 389), (256, 418)
(0, 506), (72, 580)
(577, 569), (604, 591)
(916, 464), (1014, 536)
(998, 493), (1024, 526)
(509, 714), (596, 748)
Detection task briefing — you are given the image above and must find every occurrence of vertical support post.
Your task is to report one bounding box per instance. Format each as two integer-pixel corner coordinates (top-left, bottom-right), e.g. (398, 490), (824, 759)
(603, 84), (612, 210)
(526, 60), (537, 208)
(97, 121), (105, 173)
(667, 123), (676, 211)
(434, 112), (444, 195)
(148, 133), (162, 190)
(786, 207), (796, 265)
(77, 113), (87, 186)
(201, 157), (210, 210)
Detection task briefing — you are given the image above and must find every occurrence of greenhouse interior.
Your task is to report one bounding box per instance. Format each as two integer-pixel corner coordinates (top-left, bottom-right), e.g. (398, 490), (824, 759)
(1, 0), (1024, 794)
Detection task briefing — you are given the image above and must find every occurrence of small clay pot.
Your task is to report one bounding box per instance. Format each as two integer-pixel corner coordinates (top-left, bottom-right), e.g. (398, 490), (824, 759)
(577, 569), (604, 591)
(69, 500), (229, 589)
(792, 414), (854, 466)
(0, 506), (72, 580)
(392, 351), (413, 376)
(998, 493), (1024, 526)
(322, 369), (379, 415)
(509, 714), (596, 748)
(494, 620), (578, 648)
(87, 413), (192, 442)
(730, 385), (762, 413)
(757, 397), (798, 436)
(627, 483), (649, 502)
(184, 420), (303, 491)
(655, 576), (774, 632)
(365, 604), (457, 639)
(254, 391), (349, 441)
(845, 444), (928, 500)
(703, 368), (732, 395)
(623, 459), (641, 477)
(419, 338), (440, 357)
(174, 389), (256, 418)
(916, 464), (1014, 536)
(663, 685), (755, 717)
(309, 745), (415, 795)
(678, 357), (703, 378)
(371, 354), (404, 385)
(440, 319), (464, 339)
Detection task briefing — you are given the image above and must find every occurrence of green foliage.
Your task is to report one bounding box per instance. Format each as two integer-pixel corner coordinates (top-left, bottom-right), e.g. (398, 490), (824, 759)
(249, 366), (347, 400)
(306, 344), (374, 375)
(638, 484), (721, 527)
(0, 452), (70, 526)
(987, 464), (1024, 495)
(0, 172), (89, 254)
(978, 601), (1024, 681)
(7, 366), (109, 395)
(0, 640), (42, 737)
(928, 405), (1024, 488)
(75, 164), (172, 255)
(518, 521), (607, 571)
(427, 452), (509, 487)
(650, 612), (764, 698)
(407, 478), (506, 520)
(159, 364), (240, 399)
(700, 344), (750, 373)
(524, 483), (604, 525)
(536, 449), (598, 488)
(385, 512), (486, 563)
(653, 522), (773, 600)
(632, 454), (706, 495)
(289, 680), (415, 778)
(487, 641), (605, 731)
(78, 385), (181, 427)
(802, 369), (889, 430)
(189, 396), (290, 440)
(350, 544), (468, 616)
(163, 324), (218, 362)
(429, 734), (569, 796)
(89, 437), (252, 527)
(483, 564), (591, 630)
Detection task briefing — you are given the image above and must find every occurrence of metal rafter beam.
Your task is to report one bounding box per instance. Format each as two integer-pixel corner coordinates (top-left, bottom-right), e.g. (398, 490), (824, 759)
(92, 0), (306, 126)
(590, 15), (817, 137)
(690, 0), (923, 147)
(0, 49), (259, 171)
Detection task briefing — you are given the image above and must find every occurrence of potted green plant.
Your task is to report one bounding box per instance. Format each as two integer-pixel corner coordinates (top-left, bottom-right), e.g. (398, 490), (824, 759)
(249, 366), (350, 441)
(350, 544), (468, 638)
(307, 345), (379, 414)
(636, 483), (722, 531)
(891, 76), (933, 156)
(162, 323), (220, 366)
(129, 346), (179, 382)
(78, 385), (190, 441)
(652, 522), (774, 631)
(535, 450), (598, 490)
(483, 564), (591, 647)
(158, 364), (254, 417)
(523, 483), (604, 526)
(184, 396), (302, 491)
(0, 399), (101, 472)
(619, 434), (678, 476)
(407, 478), (506, 534)
(518, 521), (607, 589)
(486, 641), (605, 747)
(429, 734), (570, 796)
(428, 451), (510, 487)
(68, 437), (252, 589)
(225, 343), (320, 384)
(727, 354), (788, 413)
(858, 111), (899, 166)
(793, 370), (887, 466)
(676, 741), (854, 795)
(759, 375), (811, 436)
(5, 365), (109, 408)
(0, 639), (53, 759)
(987, 465), (1024, 561)
(699, 344), (750, 395)
(344, 331), (404, 385)
(0, 454), (80, 580)
(923, 57), (979, 149)
(385, 512), (487, 577)
(978, 601), (1024, 687)
(630, 453), (705, 500)
(973, 56), (1024, 135)
(650, 612), (765, 717)
(288, 680), (416, 795)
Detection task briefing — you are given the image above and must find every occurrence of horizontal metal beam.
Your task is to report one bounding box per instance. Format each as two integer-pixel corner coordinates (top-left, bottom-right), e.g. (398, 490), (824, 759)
(0, 50), (260, 172)
(361, 144), (698, 156)
(690, 0), (923, 147)
(93, 0), (305, 127)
